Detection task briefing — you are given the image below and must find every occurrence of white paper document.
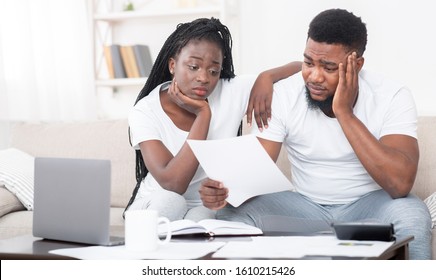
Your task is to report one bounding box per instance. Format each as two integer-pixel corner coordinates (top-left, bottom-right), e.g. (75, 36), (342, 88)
(212, 236), (394, 259)
(49, 241), (225, 260)
(187, 135), (293, 207)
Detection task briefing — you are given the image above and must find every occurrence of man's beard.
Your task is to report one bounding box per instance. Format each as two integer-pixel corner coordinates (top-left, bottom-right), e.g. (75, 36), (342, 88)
(305, 86), (333, 112)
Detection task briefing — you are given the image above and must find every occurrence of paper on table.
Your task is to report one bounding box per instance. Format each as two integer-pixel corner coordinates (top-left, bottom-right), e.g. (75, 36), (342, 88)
(187, 135), (293, 207)
(49, 241), (225, 260)
(212, 236), (394, 259)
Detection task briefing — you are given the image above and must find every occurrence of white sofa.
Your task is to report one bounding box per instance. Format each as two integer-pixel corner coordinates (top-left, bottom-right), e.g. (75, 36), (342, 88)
(0, 117), (435, 258)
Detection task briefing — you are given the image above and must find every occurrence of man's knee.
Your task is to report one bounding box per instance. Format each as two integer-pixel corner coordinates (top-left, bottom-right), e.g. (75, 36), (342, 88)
(216, 204), (256, 226)
(382, 195), (432, 259)
(386, 195), (431, 226)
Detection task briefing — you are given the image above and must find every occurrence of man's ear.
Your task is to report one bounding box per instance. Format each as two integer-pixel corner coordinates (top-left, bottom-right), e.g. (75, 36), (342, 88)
(356, 56), (365, 72)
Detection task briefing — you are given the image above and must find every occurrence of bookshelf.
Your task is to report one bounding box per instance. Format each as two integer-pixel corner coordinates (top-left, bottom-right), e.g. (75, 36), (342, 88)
(91, 0), (237, 88)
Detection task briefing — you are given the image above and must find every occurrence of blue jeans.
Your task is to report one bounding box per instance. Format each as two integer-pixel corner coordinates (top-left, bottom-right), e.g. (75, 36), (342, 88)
(217, 189), (432, 259)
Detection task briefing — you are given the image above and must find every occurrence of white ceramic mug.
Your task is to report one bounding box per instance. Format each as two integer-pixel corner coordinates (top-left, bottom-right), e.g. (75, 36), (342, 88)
(124, 209), (172, 252)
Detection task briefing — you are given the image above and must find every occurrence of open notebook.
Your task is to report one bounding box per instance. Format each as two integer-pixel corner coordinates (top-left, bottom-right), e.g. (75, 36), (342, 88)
(159, 219), (263, 237)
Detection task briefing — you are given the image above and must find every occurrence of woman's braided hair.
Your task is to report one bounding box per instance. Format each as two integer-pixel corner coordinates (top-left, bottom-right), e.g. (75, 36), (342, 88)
(125, 18), (236, 213)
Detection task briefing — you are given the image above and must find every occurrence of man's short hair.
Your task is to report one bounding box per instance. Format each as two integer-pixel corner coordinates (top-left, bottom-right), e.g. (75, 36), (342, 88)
(308, 9), (367, 56)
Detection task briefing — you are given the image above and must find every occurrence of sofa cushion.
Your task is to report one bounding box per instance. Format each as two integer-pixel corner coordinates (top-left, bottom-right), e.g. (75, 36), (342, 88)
(412, 116), (436, 200)
(0, 148), (34, 210)
(0, 210), (34, 239)
(424, 192), (436, 229)
(0, 185), (25, 217)
(10, 119), (136, 208)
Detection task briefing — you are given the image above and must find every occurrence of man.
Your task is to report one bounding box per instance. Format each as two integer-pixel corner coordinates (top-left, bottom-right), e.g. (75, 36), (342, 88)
(199, 9), (431, 259)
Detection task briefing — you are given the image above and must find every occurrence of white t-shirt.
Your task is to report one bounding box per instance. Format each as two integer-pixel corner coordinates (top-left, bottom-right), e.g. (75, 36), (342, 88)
(253, 70), (418, 205)
(129, 75), (256, 208)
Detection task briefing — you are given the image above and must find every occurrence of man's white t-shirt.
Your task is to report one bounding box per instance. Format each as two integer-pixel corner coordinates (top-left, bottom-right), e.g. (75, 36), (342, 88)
(129, 75), (256, 208)
(253, 70), (418, 205)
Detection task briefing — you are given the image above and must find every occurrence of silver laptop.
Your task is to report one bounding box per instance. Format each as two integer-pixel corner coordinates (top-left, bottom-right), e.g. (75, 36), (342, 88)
(33, 157), (124, 246)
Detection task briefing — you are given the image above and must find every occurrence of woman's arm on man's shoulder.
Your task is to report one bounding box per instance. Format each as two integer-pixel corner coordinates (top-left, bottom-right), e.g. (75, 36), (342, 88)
(247, 61), (302, 130)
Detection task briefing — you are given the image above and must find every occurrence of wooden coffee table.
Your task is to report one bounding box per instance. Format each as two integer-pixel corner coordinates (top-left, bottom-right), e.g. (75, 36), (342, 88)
(0, 234), (412, 260)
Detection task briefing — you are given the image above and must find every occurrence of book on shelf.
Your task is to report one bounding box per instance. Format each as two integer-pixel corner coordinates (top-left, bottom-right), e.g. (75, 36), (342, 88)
(103, 45), (115, 79)
(120, 45), (140, 78)
(132, 44), (153, 77)
(109, 44), (127, 79)
(158, 219), (263, 237)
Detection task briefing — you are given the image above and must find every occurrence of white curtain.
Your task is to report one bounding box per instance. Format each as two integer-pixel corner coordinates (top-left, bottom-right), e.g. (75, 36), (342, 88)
(0, 0), (97, 122)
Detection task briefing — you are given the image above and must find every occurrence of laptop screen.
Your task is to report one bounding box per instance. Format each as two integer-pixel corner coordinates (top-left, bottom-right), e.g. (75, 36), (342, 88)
(33, 157), (114, 245)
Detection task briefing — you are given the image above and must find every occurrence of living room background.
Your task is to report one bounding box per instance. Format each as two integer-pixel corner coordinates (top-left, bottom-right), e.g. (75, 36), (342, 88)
(0, 0), (434, 124)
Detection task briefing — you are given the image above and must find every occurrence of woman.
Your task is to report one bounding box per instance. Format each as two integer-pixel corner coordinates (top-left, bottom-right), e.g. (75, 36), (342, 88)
(126, 18), (301, 221)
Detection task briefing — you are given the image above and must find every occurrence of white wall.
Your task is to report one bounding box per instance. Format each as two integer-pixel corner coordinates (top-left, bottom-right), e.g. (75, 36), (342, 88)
(237, 0), (436, 115)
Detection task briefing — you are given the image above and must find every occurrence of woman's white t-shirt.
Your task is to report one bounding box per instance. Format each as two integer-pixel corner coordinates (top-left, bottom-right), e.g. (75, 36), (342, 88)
(129, 75), (256, 208)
